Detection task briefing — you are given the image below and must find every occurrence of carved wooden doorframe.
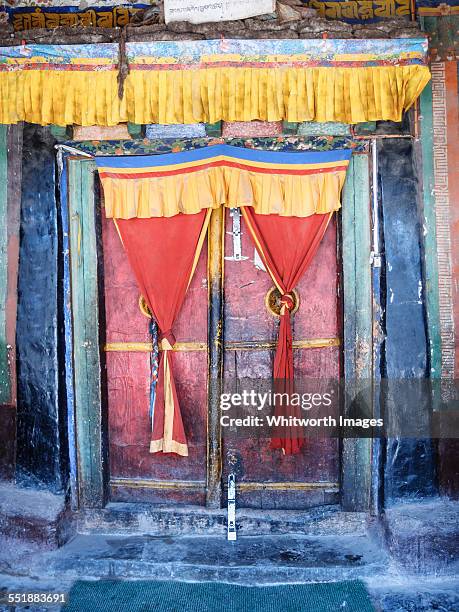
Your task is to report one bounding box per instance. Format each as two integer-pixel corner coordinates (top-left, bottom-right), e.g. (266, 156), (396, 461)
(65, 149), (373, 512)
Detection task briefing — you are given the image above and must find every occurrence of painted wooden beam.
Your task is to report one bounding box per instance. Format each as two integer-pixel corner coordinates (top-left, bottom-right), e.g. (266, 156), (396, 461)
(341, 153), (372, 512)
(56, 136), (364, 157)
(0, 125), (22, 409)
(104, 338), (340, 352)
(68, 158), (105, 508)
(418, 82), (441, 379)
(5, 126), (23, 410)
(0, 124), (20, 481)
(206, 207), (225, 509)
(111, 478), (206, 491)
(0, 126), (8, 405)
(58, 150), (78, 508)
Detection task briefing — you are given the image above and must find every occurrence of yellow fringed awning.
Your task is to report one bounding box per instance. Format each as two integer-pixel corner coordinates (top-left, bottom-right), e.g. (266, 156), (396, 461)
(95, 145), (352, 218)
(0, 39), (430, 126)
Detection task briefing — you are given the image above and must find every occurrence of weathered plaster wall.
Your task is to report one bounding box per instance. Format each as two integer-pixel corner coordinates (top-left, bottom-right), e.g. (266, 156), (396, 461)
(379, 138), (437, 503)
(16, 124), (67, 493)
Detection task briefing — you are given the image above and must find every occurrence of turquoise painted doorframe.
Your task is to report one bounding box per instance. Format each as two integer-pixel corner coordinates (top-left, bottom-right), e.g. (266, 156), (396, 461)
(66, 148), (374, 511)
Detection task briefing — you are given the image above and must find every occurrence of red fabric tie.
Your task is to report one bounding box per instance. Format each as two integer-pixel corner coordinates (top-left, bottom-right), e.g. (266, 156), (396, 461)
(274, 295), (295, 381)
(160, 329), (176, 347)
(280, 294), (294, 311)
(242, 208), (332, 455)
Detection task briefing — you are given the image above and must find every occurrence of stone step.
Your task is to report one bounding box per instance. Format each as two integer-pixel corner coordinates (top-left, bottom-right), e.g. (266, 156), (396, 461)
(37, 532), (389, 585)
(1, 540), (458, 612)
(383, 499), (459, 576)
(79, 502), (368, 538)
(0, 483), (71, 549)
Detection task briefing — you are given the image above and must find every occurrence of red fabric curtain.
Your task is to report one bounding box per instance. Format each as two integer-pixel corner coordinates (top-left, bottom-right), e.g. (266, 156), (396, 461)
(116, 211), (209, 456)
(242, 208), (332, 455)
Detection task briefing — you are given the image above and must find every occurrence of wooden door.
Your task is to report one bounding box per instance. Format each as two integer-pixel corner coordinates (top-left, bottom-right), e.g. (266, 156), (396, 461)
(67, 151), (373, 511)
(222, 210), (340, 509)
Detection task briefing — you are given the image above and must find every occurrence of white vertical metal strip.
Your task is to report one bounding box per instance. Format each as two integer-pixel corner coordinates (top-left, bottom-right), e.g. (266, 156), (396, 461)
(227, 474), (237, 541)
(225, 208), (248, 262)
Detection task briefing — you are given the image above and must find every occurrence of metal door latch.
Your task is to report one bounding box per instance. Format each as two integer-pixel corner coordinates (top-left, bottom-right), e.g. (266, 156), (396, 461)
(227, 474), (237, 541)
(225, 208), (248, 262)
(254, 248), (266, 272)
(370, 251), (382, 268)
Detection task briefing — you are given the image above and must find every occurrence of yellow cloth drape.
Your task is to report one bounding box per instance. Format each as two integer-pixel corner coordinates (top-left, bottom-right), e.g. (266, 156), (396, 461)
(123, 65), (431, 125)
(100, 165), (348, 219)
(0, 65), (430, 126)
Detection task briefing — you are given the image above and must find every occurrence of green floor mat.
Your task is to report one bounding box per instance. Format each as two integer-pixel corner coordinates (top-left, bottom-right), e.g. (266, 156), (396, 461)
(63, 579), (375, 612)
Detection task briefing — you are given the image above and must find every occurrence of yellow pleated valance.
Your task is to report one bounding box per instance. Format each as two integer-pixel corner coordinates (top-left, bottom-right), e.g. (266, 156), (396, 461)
(95, 145), (352, 218)
(0, 39), (430, 126)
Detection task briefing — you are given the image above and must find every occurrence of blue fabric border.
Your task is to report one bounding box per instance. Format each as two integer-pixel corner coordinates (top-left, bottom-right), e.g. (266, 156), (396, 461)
(94, 144), (352, 168)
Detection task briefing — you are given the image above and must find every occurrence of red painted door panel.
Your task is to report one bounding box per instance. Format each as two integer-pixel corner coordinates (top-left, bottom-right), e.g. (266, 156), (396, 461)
(102, 216), (208, 505)
(222, 209), (340, 509)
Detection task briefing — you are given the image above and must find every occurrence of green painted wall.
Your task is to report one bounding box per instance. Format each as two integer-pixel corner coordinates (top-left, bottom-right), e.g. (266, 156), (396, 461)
(419, 82), (442, 379)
